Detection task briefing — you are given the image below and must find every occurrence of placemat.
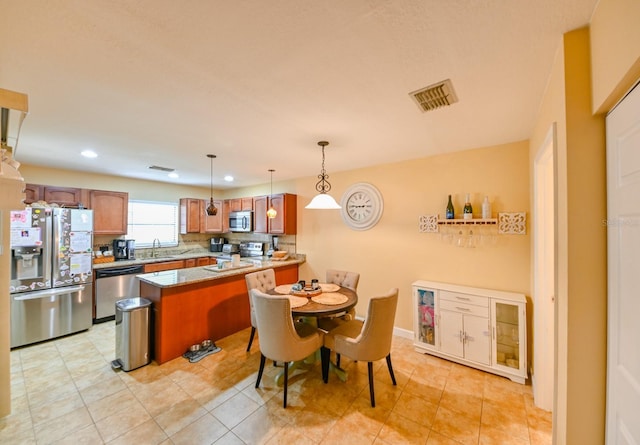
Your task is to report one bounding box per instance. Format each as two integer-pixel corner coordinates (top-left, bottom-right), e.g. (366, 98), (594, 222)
(274, 284), (293, 295)
(319, 283), (340, 292)
(289, 295), (308, 308)
(311, 292), (348, 305)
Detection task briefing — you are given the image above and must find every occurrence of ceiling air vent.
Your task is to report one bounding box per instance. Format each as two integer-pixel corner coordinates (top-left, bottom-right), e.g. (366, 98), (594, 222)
(148, 165), (175, 172)
(409, 79), (458, 112)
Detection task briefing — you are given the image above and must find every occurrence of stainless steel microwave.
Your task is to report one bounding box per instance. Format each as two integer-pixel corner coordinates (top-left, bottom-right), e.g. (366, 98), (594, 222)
(229, 211), (253, 232)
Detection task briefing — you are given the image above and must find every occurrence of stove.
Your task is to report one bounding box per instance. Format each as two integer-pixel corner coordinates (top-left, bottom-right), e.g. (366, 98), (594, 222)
(239, 242), (264, 257)
(217, 242), (263, 260)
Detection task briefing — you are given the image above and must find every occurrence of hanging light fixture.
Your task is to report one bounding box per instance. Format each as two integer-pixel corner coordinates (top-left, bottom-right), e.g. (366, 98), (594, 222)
(205, 154), (218, 216)
(305, 140), (341, 209)
(267, 169), (277, 219)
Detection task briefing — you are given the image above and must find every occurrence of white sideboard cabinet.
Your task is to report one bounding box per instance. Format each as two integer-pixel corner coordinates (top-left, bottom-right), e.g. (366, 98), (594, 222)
(413, 280), (527, 383)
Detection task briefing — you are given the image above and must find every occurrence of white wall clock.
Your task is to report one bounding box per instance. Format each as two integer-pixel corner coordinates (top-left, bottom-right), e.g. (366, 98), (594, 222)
(340, 182), (384, 230)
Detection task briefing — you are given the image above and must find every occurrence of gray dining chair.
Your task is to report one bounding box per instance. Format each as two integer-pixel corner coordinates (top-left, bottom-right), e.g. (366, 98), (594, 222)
(244, 268), (276, 352)
(251, 288), (325, 408)
(321, 288), (399, 407)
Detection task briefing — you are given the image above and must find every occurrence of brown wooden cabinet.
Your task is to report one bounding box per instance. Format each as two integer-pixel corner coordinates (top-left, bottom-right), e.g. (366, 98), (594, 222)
(43, 186), (85, 207)
(23, 183), (44, 204)
(253, 195), (268, 233)
(200, 199), (224, 233)
(144, 260), (185, 273)
(90, 190), (129, 235)
(228, 197), (253, 213)
(184, 258), (196, 268)
(197, 257), (212, 266)
(181, 198), (224, 234)
(252, 193), (297, 234)
(183, 257), (214, 268)
(222, 200), (230, 233)
(179, 198), (201, 234)
(268, 193), (297, 234)
(24, 183), (127, 234)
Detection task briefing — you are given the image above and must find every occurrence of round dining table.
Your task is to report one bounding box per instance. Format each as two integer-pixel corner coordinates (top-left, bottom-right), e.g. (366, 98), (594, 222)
(267, 283), (357, 318)
(266, 283), (358, 384)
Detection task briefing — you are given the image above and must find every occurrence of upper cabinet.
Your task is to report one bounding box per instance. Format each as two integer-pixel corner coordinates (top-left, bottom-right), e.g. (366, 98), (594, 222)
(200, 199), (224, 233)
(24, 184), (89, 208)
(254, 193), (297, 235)
(44, 186), (87, 208)
(253, 196), (268, 233)
(180, 198), (224, 234)
(222, 200), (230, 233)
(90, 190), (129, 235)
(23, 184), (43, 204)
(24, 184), (127, 234)
(228, 197), (253, 213)
(180, 198), (202, 234)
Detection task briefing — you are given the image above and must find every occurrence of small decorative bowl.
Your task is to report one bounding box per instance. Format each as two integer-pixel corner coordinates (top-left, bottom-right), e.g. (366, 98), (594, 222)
(201, 339), (212, 348)
(189, 344), (201, 352)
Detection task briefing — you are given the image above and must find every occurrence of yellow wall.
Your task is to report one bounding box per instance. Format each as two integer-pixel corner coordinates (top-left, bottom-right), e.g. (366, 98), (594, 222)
(293, 141), (531, 331)
(591, 0), (640, 113)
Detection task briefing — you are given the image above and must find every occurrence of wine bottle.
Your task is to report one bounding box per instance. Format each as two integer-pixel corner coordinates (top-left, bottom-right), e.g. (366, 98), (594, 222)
(463, 193), (473, 220)
(482, 196), (491, 219)
(446, 195), (454, 219)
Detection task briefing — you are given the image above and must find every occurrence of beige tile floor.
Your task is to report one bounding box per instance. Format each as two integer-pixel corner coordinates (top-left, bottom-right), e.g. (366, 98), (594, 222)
(2, 322), (552, 444)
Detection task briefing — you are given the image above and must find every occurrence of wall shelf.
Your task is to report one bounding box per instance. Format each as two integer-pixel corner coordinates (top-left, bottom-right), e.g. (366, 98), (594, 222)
(419, 212), (526, 235)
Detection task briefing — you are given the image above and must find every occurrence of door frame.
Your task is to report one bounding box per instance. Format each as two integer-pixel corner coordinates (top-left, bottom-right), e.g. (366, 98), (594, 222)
(533, 123), (557, 411)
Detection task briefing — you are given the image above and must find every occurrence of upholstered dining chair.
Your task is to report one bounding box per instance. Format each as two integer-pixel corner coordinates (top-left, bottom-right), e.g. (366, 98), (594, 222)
(244, 268), (276, 352)
(317, 269), (360, 333)
(326, 269), (360, 292)
(251, 288), (325, 408)
(321, 288), (399, 407)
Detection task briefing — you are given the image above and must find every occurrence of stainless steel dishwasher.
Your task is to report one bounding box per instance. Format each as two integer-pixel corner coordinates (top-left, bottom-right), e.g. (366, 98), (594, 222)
(94, 265), (145, 323)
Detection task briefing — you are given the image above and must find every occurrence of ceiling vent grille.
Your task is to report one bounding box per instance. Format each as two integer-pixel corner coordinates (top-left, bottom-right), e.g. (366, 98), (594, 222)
(148, 165), (175, 172)
(409, 79), (458, 112)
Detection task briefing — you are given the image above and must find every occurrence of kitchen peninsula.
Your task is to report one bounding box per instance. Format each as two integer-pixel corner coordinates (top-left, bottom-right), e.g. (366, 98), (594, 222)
(138, 256), (303, 364)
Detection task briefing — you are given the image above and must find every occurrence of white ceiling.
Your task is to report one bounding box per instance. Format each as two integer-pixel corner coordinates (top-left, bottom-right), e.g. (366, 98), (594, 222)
(1, 1), (597, 189)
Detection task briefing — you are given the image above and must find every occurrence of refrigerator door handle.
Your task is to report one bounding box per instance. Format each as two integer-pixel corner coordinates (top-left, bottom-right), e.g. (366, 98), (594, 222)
(13, 285), (86, 301)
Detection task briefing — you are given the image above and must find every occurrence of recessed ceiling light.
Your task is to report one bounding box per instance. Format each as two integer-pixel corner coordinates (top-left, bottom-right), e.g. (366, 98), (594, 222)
(81, 150), (97, 158)
(168, 172), (179, 179)
(224, 175), (234, 182)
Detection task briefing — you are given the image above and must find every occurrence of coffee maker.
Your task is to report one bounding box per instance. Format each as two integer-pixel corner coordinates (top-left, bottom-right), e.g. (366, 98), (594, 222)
(125, 240), (135, 260)
(209, 237), (225, 252)
(113, 239), (127, 260)
(113, 239), (135, 260)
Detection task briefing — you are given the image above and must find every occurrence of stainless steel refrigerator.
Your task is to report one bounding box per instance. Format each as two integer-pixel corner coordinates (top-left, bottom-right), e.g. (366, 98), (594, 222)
(9, 207), (94, 348)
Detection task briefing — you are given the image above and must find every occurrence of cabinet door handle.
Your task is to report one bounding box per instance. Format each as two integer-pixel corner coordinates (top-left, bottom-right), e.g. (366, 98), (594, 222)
(455, 296), (471, 301)
(459, 330), (464, 343)
(455, 306), (471, 312)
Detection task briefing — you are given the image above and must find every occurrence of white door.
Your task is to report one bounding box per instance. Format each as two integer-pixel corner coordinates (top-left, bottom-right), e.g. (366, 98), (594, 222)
(463, 315), (490, 365)
(439, 310), (464, 358)
(606, 81), (640, 444)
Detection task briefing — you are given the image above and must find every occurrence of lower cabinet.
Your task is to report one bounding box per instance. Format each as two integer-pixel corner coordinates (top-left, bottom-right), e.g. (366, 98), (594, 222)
(413, 280), (527, 383)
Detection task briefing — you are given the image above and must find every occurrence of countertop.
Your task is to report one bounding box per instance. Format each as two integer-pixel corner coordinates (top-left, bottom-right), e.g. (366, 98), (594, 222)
(92, 251), (229, 270)
(136, 255), (304, 288)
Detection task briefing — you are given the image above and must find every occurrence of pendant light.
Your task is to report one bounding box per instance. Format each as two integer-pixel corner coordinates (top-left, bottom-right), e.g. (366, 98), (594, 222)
(267, 169), (277, 219)
(205, 154), (218, 216)
(305, 140), (341, 209)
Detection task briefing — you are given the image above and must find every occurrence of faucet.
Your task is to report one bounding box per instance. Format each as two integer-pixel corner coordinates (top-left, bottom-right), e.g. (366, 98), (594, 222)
(152, 238), (161, 258)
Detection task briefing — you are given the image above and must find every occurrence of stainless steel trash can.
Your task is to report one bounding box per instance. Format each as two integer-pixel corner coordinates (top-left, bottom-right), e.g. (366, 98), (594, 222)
(113, 297), (152, 371)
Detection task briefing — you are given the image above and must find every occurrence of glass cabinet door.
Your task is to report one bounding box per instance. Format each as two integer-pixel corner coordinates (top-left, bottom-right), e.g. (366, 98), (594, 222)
(416, 288), (436, 347)
(493, 300), (523, 371)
